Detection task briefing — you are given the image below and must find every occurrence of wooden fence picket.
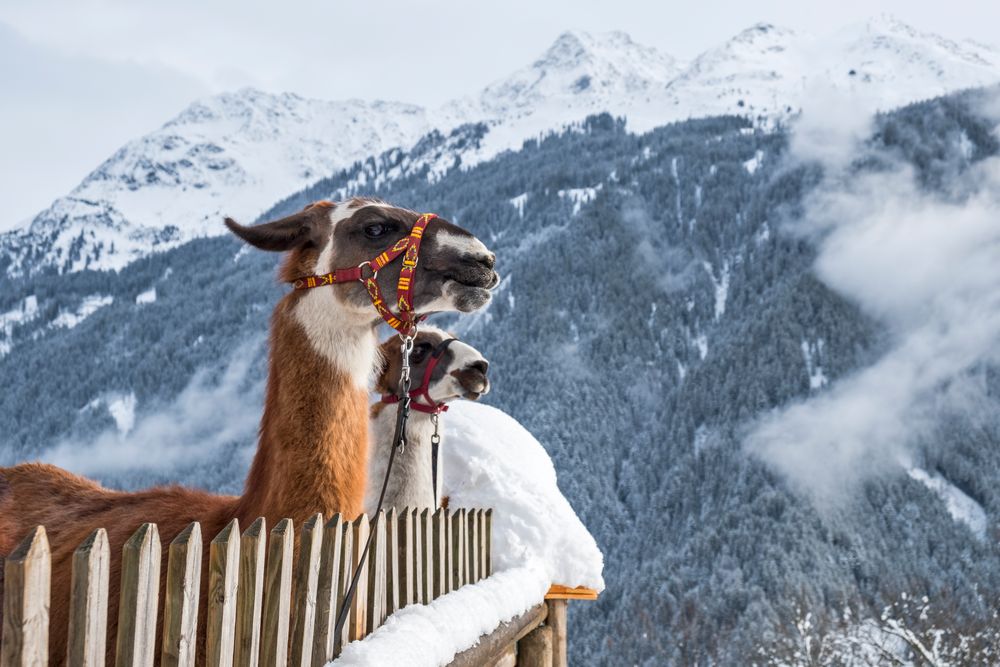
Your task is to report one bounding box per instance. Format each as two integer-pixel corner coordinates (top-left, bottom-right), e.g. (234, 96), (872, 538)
(347, 515), (370, 642)
(410, 509), (423, 605)
(395, 509), (413, 609)
(418, 509), (433, 603)
(259, 519), (293, 667)
(289, 515), (323, 667)
(161, 522), (202, 667)
(1, 526), (50, 667)
(450, 510), (465, 590)
(311, 514), (343, 666)
(478, 510), (488, 582)
(384, 509), (400, 616)
(467, 510), (479, 583)
(364, 512), (387, 635)
(207, 519), (241, 667)
(235, 518), (266, 667)
(333, 522), (353, 656)
(115, 523), (160, 667)
(67, 528), (109, 667)
(432, 509), (447, 599)
(485, 509), (493, 577)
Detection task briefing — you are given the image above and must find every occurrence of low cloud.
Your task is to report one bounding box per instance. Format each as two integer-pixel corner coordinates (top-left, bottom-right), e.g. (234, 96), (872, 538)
(747, 90), (1000, 501)
(42, 340), (265, 478)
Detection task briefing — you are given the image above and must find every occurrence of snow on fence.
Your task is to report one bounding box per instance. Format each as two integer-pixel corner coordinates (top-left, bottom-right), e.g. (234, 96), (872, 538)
(0, 507), (494, 666)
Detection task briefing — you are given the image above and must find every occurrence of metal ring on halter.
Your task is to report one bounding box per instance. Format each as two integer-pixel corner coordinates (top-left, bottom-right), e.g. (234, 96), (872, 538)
(357, 260), (377, 282)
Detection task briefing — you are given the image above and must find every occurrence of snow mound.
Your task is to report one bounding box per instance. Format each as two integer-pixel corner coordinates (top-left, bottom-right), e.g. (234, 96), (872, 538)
(442, 402), (604, 591)
(333, 402), (602, 665)
(333, 566), (548, 666)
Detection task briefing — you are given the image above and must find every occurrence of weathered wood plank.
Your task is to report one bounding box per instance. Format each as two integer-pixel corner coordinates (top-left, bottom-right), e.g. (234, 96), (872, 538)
(431, 509), (447, 599)
(477, 510), (487, 583)
(67, 528), (110, 667)
(410, 509), (423, 605)
(364, 512), (387, 635)
(493, 645), (518, 667)
(115, 523), (161, 667)
(450, 510), (464, 591)
(544, 585), (599, 601)
(1, 526), (50, 667)
(395, 509), (412, 609)
(332, 523), (352, 657)
(485, 509), (493, 577)
(207, 519), (241, 667)
(384, 510), (399, 617)
(446, 603), (547, 667)
(161, 523), (202, 667)
(517, 624), (553, 667)
(467, 510), (478, 583)
(347, 515), (369, 642)
(234, 518), (266, 667)
(310, 514), (343, 667)
(289, 515), (323, 667)
(259, 519), (293, 667)
(547, 599), (568, 667)
(417, 507), (436, 604)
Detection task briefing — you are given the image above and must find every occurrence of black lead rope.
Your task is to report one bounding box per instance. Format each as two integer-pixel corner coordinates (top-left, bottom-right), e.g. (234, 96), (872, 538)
(333, 335), (414, 641)
(431, 414), (441, 509)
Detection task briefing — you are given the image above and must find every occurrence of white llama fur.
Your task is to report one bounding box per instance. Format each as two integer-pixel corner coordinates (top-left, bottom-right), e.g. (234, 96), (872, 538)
(366, 329), (489, 513)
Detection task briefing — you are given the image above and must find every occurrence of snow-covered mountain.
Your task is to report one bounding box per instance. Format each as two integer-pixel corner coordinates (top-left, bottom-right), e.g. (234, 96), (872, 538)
(4, 16), (1000, 275)
(0, 91), (432, 274)
(661, 16), (1000, 121)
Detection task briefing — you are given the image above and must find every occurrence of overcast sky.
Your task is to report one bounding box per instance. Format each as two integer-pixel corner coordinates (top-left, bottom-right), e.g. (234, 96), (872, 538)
(1, 0), (997, 227)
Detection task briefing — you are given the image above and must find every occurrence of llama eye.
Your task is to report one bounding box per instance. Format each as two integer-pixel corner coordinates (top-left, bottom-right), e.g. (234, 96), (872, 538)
(364, 223), (389, 239)
(410, 343), (432, 363)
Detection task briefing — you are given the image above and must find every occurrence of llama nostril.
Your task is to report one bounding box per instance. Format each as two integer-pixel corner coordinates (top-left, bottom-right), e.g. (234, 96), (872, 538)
(480, 253), (496, 270)
(469, 360), (488, 375)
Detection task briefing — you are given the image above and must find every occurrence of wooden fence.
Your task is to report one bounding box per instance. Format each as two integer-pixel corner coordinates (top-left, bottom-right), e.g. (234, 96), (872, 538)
(0, 507), (492, 667)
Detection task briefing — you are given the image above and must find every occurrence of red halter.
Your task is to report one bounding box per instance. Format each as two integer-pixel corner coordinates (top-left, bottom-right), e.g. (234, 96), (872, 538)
(289, 212), (437, 336)
(381, 337), (457, 414)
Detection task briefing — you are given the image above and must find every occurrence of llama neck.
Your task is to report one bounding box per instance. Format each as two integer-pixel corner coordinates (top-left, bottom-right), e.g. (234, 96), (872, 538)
(237, 296), (378, 525)
(365, 407), (440, 514)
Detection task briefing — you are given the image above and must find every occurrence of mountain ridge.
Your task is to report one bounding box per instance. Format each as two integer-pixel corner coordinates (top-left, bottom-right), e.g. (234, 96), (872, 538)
(4, 17), (1000, 276)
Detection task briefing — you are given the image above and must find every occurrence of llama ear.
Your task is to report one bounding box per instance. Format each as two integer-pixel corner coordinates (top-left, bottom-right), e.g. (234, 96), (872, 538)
(224, 208), (326, 252)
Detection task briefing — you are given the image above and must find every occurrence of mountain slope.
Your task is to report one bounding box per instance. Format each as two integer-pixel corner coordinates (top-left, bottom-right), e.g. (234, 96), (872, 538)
(4, 18), (999, 278)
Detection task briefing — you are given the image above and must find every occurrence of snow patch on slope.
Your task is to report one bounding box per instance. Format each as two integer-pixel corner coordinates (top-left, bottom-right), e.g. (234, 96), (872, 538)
(801, 339), (829, 390)
(0, 295), (39, 356)
(704, 260), (730, 319)
(106, 392), (138, 435)
(51, 295), (113, 329)
(135, 287), (157, 305)
(908, 468), (987, 539)
(509, 193), (528, 218)
(557, 184), (602, 215)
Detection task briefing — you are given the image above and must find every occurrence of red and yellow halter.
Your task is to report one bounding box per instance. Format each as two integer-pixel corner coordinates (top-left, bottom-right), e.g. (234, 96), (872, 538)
(380, 337), (456, 414)
(289, 212), (437, 336)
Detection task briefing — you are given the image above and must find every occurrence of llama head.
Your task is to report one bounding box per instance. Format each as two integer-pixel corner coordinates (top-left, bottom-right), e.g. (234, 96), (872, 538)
(225, 198), (499, 324)
(376, 327), (490, 403)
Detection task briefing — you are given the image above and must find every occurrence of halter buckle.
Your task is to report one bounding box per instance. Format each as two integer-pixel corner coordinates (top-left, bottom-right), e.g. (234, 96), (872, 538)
(357, 261), (378, 282)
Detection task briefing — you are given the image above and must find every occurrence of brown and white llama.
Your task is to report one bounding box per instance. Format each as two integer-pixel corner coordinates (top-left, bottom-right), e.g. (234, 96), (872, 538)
(0, 197), (498, 664)
(366, 327), (490, 513)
